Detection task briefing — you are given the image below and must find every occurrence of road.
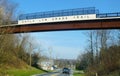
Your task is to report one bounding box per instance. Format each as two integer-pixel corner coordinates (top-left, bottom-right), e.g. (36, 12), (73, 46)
(32, 69), (73, 76)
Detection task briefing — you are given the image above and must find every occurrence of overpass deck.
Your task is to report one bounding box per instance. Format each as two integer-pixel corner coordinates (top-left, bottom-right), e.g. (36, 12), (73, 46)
(0, 17), (120, 33)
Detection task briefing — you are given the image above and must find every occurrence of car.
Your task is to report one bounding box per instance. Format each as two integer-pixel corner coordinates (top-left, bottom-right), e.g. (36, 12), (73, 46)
(62, 68), (70, 74)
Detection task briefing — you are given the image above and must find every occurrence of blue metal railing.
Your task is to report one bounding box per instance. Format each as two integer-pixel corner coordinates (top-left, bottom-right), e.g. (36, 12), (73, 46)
(19, 7), (98, 20)
(97, 12), (120, 18)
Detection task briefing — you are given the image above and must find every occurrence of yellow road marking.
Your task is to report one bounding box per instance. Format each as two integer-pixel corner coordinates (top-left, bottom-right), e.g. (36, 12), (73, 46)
(51, 73), (59, 76)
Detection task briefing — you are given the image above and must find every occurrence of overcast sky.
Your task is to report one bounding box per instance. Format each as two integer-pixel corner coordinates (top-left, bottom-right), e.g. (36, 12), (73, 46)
(14, 0), (120, 59)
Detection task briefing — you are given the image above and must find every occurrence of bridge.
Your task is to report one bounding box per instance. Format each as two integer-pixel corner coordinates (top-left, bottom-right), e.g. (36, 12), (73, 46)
(0, 7), (120, 33)
(0, 18), (120, 33)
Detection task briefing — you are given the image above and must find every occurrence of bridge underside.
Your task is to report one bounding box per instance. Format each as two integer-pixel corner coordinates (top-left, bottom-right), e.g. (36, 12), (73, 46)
(1, 18), (120, 33)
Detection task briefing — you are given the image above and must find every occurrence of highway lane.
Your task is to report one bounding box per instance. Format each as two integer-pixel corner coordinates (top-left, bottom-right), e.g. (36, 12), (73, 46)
(32, 72), (59, 76)
(34, 73), (72, 76)
(32, 69), (73, 76)
(57, 73), (73, 76)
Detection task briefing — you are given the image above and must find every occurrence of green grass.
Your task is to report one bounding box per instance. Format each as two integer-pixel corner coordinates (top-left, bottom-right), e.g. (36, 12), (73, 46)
(6, 68), (45, 76)
(74, 73), (85, 76)
(74, 70), (85, 76)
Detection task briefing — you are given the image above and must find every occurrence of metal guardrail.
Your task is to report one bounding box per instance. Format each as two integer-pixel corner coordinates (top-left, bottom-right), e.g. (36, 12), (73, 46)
(19, 7), (99, 20)
(97, 12), (120, 18)
(19, 7), (120, 20)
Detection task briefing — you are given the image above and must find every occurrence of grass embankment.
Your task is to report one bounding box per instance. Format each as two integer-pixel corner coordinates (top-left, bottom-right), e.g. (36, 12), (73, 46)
(7, 68), (45, 76)
(0, 66), (46, 76)
(74, 70), (85, 76)
(0, 58), (46, 76)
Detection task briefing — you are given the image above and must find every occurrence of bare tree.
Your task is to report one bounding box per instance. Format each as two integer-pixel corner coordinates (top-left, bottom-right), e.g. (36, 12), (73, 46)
(98, 30), (111, 50)
(85, 31), (95, 65)
(0, 0), (17, 65)
(118, 30), (120, 45)
(0, 0), (17, 25)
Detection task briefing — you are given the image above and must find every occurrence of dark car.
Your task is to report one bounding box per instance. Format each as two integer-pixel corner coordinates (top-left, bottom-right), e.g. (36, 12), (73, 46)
(62, 68), (70, 74)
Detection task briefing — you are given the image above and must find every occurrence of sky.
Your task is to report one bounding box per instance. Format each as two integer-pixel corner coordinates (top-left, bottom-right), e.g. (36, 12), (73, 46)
(13, 0), (120, 59)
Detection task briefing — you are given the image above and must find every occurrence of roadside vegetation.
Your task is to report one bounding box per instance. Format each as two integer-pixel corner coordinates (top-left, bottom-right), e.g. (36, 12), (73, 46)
(0, 0), (47, 76)
(0, 67), (45, 76)
(74, 70), (85, 76)
(76, 30), (120, 76)
(74, 73), (84, 76)
(6, 68), (44, 76)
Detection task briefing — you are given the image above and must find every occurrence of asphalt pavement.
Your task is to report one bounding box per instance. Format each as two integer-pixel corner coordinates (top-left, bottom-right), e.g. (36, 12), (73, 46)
(32, 69), (73, 76)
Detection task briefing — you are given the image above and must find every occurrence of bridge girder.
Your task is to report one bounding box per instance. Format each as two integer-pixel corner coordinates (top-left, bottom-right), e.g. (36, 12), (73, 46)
(0, 19), (120, 33)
